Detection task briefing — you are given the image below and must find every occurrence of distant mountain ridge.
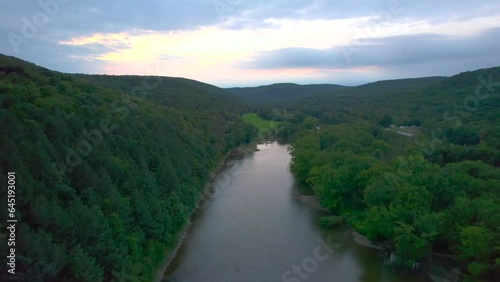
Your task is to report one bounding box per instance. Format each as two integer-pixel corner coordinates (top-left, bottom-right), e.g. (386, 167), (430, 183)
(226, 83), (348, 103)
(226, 77), (448, 103)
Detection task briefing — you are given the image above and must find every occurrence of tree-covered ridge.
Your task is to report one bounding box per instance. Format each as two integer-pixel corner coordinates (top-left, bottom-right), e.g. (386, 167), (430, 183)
(264, 66), (500, 165)
(286, 67), (500, 281)
(227, 77), (446, 104)
(226, 83), (349, 103)
(73, 73), (246, 112)
(0, 54), (257, 281)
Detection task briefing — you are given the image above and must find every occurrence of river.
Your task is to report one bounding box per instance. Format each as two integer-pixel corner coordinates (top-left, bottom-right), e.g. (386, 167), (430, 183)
(160, 142), (430, 282)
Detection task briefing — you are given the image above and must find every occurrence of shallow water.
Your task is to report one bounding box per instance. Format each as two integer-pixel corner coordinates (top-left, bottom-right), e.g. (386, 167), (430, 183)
(162, 142), (429, 282)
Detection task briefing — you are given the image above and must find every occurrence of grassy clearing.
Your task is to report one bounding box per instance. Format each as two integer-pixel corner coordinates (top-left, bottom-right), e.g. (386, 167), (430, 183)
(241, 113), (280, 131)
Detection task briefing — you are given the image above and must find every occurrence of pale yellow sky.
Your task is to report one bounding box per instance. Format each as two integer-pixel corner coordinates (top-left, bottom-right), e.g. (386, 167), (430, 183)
(3, 0), (500, 86)
(59, 13), (500, 86)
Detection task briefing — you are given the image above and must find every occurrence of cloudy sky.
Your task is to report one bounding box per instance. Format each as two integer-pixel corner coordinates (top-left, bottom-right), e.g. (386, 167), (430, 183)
(1, 0), (499, 87)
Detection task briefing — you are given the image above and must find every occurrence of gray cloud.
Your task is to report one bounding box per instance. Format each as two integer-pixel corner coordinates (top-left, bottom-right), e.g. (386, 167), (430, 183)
(0, 0), (220, 37)
(239, 27), (500, 81)
(227, 0), (500, 27)
(2, 0), (499, 42)
(1, 0), (499, 83)
(0, 0), (221, 71)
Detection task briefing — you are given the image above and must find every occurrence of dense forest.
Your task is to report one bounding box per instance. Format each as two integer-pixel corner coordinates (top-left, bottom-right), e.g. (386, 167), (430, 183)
(0, 54), (258, 281)
(1, 53), (498, 281)
(227, 83), (348, 103)
(243, 67), (499, 281)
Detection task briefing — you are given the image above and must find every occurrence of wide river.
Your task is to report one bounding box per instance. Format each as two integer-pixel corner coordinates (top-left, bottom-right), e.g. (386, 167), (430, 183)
(161, 142), (430, 282)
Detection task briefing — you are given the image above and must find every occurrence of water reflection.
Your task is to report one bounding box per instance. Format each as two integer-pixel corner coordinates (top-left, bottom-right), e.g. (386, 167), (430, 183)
(161, 142), (429, 282)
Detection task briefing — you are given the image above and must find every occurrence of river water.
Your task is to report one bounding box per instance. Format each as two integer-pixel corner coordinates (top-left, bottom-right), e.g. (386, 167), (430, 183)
(162, 142), (429, 282)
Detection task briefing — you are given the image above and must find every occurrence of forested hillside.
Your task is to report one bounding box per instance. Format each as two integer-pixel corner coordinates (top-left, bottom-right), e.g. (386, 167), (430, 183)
(0, 52), (498, 281)
(227, 83), (348, 103)
(73, 74), (245, 112)
(0, 54), (257, 281)
(235, 76), (450, 134)
(228, 77), (446, 104)
(279, 67), (500, 281)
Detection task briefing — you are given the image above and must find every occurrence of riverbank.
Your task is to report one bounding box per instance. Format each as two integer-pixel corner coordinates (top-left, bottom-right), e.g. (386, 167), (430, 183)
(295, 194), (330, 212)
(295, 193), (387, 251)
(295, 193), (463, 281)
(154, 142), (440, 282)
(154, 142), (258, 282)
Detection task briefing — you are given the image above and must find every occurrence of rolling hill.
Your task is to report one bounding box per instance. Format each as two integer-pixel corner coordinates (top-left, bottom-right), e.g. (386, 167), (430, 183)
(0, 54), (257, 281)
(226, 83), (348, 103)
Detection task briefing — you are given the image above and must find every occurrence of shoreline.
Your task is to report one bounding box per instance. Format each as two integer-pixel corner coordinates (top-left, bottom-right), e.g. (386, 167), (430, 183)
(296, 193), (462, 281)
(154, 142), (258, 282)
(294, 193), (387, 252)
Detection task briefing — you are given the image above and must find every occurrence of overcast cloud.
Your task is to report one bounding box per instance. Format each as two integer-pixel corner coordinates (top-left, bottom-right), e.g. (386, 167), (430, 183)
(1, 0), (499, 86)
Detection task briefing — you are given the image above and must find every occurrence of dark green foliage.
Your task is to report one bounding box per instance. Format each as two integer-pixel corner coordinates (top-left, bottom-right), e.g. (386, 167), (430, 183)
(290, 125), (499, 280)
(0, 54), (257, 281)
(227, 83), (348, 103)
(286, 67), (500, 280)
(319, 215), (343, 227)
(1, 52), (499, 281)
(379, 115), (393, 127)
